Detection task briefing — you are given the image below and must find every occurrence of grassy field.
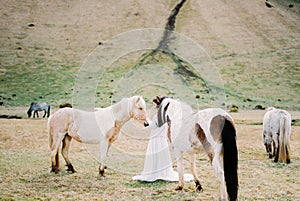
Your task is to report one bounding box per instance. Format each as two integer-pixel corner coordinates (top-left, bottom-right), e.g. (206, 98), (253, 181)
(0, 110), (300, 200)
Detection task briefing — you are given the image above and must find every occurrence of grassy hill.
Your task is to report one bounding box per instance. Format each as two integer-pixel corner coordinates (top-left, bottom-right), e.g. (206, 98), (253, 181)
(0, 0), (299, 110)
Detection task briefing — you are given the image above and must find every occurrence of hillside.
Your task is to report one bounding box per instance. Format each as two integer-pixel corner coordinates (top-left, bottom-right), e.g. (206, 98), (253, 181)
(0, 0), (299, 110)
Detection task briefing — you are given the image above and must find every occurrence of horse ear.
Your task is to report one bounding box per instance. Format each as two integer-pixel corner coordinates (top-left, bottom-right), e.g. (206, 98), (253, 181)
(135, 96), (141, 103)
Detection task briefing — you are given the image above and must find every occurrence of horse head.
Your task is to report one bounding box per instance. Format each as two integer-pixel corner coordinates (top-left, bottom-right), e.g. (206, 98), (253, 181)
(153, 96), (172, 108)
(27, 102), (35, 117)
(155, 96), (175, 127)
(27, 110), (32, 118)
(130, 96), (149, 126)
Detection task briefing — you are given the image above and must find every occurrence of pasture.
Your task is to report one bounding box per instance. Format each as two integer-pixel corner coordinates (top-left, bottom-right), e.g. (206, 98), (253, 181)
(0, 110), (299, 200)
(0, 0), (299, 200)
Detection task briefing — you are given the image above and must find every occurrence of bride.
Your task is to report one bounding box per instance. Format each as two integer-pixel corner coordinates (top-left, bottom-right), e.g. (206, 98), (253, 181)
(132, 96), (193, 182)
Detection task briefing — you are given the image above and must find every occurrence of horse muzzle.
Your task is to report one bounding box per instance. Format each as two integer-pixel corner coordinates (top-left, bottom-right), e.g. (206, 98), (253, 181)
(133, 114), (149, 126)
(144, 119), (150, 127)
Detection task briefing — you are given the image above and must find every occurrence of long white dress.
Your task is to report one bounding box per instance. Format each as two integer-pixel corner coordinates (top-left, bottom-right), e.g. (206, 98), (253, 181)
(132, 116), (194, 182)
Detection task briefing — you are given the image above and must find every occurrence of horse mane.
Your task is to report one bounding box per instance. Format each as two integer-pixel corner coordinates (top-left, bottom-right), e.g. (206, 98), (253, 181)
(59, 103), (72, 108)
(159, 98), (197, 126)
(164, 98), (195, 113)
(111, 96), (144, 119)
(265, 107), (276, 112)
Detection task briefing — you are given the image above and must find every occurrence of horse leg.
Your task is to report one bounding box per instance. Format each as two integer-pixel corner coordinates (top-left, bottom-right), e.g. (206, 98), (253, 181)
(189, 153), (203, 192)
(50, 148), (60, 174)
(268, 143), (273, 159)
(174, 149), (184, 190)
(286, 145), (291, 164)
(273, 133), (279, 162)
(43, 110), (46, 118)
(212, 143), (227, 201)
(62, 134), (76, 173)
(50, 150), (60, 174)
(50, 132), (65, 174)
(47, 106), (50, 118)
(271, 140), (275, 158)
(99, 140), (109, 176)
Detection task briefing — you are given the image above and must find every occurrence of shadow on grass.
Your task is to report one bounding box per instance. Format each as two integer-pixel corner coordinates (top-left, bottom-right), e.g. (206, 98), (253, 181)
(124, 180), (172, 188)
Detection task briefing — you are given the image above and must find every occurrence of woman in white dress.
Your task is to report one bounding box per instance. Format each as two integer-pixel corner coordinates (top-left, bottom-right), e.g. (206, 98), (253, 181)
(132, 96), (193, 182)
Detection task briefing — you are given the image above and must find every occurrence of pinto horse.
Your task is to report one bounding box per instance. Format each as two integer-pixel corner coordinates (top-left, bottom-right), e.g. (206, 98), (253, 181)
(48, 96), (149, 175)
(263, 107), (291, 164)
(27, 102), (50, 118)
(154, 97), (238, 201)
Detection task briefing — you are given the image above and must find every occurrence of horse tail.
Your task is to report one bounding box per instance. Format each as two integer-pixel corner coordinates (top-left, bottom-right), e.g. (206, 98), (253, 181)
(48, 115), (53, 148)
(48, 114), (60, 170)
(222, 118), (238, 201)
(278, 114), (291, 163)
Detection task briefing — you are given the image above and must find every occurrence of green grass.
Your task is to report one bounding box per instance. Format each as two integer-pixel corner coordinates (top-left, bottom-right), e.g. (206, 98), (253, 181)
(1, 51), (299, 110)
(0, 14), (299, 110)
(292, 119), (300, 126)
(0, 57), (77, 107)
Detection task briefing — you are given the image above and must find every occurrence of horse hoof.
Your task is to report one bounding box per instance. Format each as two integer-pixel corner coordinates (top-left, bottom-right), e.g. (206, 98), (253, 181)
(67, 168), (76, 173)
(99, 169), (106, 177)
(51, 165), (60, 174)
(196, 184), (203, 192)
(175, 186), (183, 191)
(195, 181), (203, 192)
(50, 168), (59, 174)
(66, 164), (76, 173)
(98, 165), (107, 176)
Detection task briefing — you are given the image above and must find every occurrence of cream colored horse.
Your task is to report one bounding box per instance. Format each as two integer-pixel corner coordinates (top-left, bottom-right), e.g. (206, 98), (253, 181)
(263, 107), (291, 163)
(155, 97), (238, 201)
(48, 96), (148, 175)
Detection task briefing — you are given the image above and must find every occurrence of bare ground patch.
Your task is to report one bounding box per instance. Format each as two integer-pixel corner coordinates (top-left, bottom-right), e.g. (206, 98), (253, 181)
(0, 110), (299, 200)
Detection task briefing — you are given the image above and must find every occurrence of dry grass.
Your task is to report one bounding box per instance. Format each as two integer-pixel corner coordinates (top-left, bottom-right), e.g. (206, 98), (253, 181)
(0, 110), (300, 200)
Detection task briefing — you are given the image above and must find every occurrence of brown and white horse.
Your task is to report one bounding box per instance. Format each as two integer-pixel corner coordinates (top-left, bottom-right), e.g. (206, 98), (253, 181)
(263, 107), (291, 164)
(48, 96), (148, 175)
(154, 97), (238, 201)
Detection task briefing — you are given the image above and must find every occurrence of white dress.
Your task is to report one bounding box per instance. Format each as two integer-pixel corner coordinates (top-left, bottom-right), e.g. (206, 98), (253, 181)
(132, 116), (194, 182)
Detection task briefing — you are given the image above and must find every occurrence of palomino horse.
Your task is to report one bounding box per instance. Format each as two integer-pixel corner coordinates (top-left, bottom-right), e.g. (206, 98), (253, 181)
(48, 96), (149, 175)
(263, 107), (291, 164)
(154, 97), (238, 201)
(27, 102), (50, 118)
